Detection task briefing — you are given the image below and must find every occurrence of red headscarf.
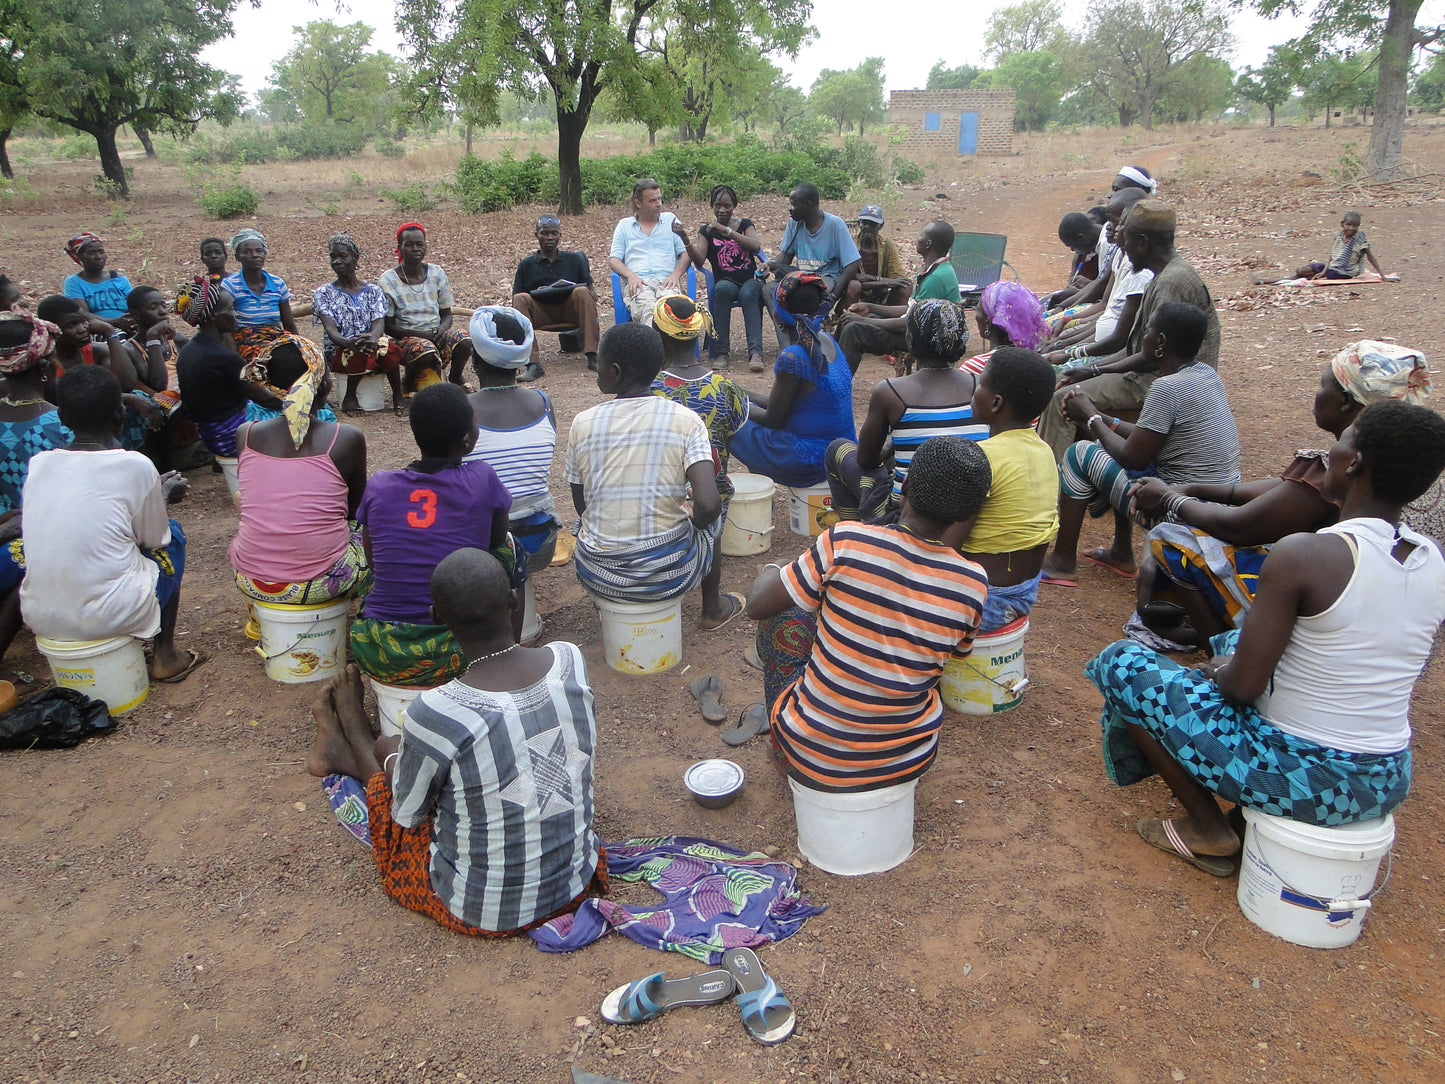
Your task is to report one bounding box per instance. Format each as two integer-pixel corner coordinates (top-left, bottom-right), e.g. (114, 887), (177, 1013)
(395, 222), (426, 261)
(65, 232), (103, 264)
(0, 310), (58, 374)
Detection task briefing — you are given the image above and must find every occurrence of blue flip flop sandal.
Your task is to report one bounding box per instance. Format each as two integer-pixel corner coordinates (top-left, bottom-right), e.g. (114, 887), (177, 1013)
(723, 946), (795, 1045)
(599, 969), (736, 1025)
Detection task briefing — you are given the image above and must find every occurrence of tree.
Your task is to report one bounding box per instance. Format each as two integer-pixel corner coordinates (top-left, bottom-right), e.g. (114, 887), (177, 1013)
(809, 58), (886, 136)
(1415, 47), (1445, 112)
(267, 22), (398, 130)
(1155, 53), (1236, 121)
(1298, 49), (1374, 125)
(766, 80), (809, 133)
(985, 0), (1067, 60)
(1082, 0), (1234, 129)
(0, 36), (25, 180)
(927, 61), (980, 89)
(397, 0), (814, 215)
(1251, 0), (1444, 178)
(2, 0), (242, 196)
(1236, 45), (1300, 125)
(975, 50), (1064, 130)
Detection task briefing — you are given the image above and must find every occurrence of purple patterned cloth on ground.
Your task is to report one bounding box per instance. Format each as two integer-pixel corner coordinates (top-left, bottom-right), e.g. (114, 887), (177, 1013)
(323, 773), (372, 845)
(528, 836), (826, 963)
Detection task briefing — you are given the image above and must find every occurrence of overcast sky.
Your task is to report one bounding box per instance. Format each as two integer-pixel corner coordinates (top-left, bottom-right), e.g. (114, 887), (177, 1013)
(203, 0), (1442, 100)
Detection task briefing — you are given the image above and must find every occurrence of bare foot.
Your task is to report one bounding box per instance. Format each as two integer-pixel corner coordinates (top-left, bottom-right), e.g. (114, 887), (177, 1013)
(334, 663), (376, 750)
(1041, 553), (1077, 578)
(340, 398), (363, 416)
(305, 678), (365, 779)
(151, 646), (203, 682)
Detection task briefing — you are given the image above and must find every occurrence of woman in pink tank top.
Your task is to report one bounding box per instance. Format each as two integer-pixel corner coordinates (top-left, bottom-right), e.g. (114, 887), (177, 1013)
(228, 348), (369, 605)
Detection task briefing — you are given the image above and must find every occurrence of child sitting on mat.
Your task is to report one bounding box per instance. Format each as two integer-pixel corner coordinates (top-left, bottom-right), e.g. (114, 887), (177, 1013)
(1293, 211), (1389, 281)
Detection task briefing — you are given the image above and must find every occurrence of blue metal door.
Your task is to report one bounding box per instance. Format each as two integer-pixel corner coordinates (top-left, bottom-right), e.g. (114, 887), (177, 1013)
(958, 112), (979, 155)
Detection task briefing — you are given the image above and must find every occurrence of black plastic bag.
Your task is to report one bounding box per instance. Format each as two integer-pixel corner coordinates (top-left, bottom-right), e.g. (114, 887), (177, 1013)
(0, 688), (114, 749)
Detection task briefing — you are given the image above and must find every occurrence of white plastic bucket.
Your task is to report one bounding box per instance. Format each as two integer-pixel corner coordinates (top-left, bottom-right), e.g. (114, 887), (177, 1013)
(36, 635), (149, 714)
(1237, 809), (1395, 949)
(722, 474), (776, 556)
(252, 597), (350, 683)
(788, 482), (838, 538)
(594, 595), (682, 675)
(941, 616), (1030, 714)
(790, 777), (917, 875)
(354, 372), (388, 412)
(521, 576), (543, 644)
(370, 677), (440, 737)
(216, 456), (240, 500)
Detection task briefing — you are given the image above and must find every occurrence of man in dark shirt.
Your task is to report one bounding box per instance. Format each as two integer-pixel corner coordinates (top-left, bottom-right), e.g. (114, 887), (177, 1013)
(509, 215), (600, 381)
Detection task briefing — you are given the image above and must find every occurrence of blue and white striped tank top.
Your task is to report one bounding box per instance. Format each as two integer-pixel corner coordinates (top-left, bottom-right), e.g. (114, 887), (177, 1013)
(889, 395), (989, 497)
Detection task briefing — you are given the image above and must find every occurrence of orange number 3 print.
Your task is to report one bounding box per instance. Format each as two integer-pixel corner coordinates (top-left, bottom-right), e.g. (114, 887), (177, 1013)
(407, 488), (438, 528)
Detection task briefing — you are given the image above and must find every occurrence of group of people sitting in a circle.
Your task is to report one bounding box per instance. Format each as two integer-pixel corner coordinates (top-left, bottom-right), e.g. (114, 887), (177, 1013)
(2, 160), (1442, 938)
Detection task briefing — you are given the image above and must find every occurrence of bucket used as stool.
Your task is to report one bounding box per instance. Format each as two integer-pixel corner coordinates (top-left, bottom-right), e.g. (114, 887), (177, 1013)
(252, 597), (350, 683)
(721, 474), (776, 556)
(216, 455), (240, 503)
(521, 576), (543, 644)
(787, 482), (837, 538)
(1237, 808), (1395, 949)
(370, 677), (441, 737)
(354, 372), (389, 412)
(941, 616), (1030, 714)
(36, 635), (149, 714)
(594, 595), (682, 675)
(790, 777), (916, 875)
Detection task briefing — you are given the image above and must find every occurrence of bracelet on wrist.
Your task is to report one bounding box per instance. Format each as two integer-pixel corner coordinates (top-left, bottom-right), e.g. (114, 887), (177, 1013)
(1086, 413), (1104, 432)
(1088, 363), (1101, 378)
(145, 339), (164, 348)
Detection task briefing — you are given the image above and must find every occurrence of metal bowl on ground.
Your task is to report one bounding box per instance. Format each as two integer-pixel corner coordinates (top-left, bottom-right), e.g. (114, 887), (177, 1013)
(684, 759), (745, 809)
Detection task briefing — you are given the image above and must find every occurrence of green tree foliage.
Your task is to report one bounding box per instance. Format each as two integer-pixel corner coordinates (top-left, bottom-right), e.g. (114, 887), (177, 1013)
(926, 61), (981, 89)
(1249, 0), (1443, 177)
(1414, 48), (1445, 112)
(1155, 53), (1236, 122)
(985, 0), (1067, 60)
(975, 50), (1065, 130)
(809, 58), (887, 136)
(266, 22), (399, 132)
(1236, 45), (1301, 126)
(397, 0), (813, 215)
(1299, 49), (1376, 125)
(1081, 0), (1234, 129)
(0, 0), (242, 196)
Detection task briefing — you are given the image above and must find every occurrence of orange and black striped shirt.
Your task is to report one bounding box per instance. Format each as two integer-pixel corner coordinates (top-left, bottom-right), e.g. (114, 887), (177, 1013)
(773, 523), (988, 793)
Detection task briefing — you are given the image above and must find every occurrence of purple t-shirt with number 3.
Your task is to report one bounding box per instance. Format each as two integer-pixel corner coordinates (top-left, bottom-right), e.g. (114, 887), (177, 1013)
(358, 459), (512, 624)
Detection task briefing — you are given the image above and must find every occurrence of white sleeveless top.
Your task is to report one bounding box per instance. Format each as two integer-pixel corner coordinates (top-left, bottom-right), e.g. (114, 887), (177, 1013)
(1257, 517), (1445, 755)
(465, 404), (557, 520)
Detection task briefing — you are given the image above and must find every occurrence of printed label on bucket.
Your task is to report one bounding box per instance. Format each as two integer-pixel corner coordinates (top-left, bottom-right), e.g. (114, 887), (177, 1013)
(53, 666), (97, 685)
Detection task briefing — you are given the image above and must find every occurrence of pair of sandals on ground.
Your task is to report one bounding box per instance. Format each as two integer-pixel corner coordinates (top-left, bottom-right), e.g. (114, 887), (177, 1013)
(688, 638), (768, 745)
(600, 945), (795, 1045)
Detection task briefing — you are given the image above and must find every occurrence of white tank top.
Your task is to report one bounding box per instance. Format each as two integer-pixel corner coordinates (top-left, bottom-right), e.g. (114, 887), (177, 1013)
(1257, 517), (1445, 754)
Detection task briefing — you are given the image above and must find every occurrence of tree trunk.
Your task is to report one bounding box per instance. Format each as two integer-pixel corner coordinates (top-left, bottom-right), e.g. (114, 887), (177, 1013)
(465, 123), (473, 154)
(136, 127), (157, 158)
(556, 107), (588, 216)
(93, 126), (128, 198)
(1367, 0), (1421, 179)
(648, 126), (656, 146)
(1324, 100), (1332, 129)
(695, 117), (708, 141)
(1267, 105), (1275, 127)
(0, 127), (12, 180)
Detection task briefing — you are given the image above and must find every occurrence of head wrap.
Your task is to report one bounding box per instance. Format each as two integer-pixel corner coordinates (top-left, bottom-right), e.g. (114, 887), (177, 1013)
(65, 232), (103, 264)
(773, 272), (827, 359)
(178, 275), (221, 327)
(535, 215), (561, 229)
(0, 310), (58, 375)
(1331, 341), (1431, 407)
(652, 293), (714, 342)
(395, 222), (426, 260)
(246, 335), (329, 449)
(328, 231), (362, 261)
(1115, 166), (1158, 194)
(1126, 200), (1176, 235)
(230, 228), (267, 256)
(468, 306), (534, 370)
(906, 299), (968, 364)
(980, 281), (1050, 351)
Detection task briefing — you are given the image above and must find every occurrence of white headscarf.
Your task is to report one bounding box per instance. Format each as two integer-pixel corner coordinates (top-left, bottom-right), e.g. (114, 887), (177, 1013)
(1115, 166), (1158, 194)
(468, 306), (534, 370)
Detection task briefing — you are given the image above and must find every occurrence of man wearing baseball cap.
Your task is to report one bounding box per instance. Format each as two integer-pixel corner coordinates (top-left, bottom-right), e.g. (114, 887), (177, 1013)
(845, 205), (912, 310)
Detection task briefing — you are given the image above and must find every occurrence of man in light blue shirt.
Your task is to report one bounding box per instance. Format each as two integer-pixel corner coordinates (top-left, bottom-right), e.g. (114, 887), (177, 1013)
(768, 182), (862, 315)
(608, 177), (693, 327)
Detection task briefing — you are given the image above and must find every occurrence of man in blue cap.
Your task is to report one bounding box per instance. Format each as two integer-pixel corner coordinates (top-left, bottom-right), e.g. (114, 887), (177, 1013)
(844, 205), (913, 309)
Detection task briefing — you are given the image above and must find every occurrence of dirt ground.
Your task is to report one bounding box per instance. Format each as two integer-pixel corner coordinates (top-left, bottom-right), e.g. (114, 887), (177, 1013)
(4, 121), (1445, 1084)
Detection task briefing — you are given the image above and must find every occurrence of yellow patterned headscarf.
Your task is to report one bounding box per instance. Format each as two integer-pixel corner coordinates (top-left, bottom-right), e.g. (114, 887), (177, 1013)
(652, 293), (714, 341)
(280, 337), (329, 448)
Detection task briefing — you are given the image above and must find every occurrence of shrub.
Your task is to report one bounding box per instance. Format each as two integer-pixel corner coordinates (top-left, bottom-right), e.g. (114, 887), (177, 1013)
(55, 135), (98, 160)
(892, 157), (926, 185)
(275, 124), (367, 161)
(375, 138), (406, 159)
(198, 182), (260, 219)
(379, 182), (438, 214)
(191, 129), (280, 165)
